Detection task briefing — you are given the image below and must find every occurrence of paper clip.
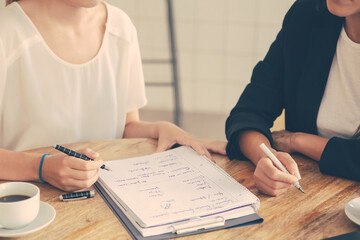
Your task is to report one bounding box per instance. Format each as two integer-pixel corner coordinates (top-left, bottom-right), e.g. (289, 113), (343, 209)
(171, 216), (225, 235)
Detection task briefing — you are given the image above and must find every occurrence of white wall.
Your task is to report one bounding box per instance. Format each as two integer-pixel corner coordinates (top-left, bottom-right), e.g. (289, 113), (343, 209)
(107, 0), (294, 114)
(1, 0), (295, 115)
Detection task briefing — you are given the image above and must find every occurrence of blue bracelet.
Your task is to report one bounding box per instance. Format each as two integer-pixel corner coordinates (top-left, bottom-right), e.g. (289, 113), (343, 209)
(39, 154), (50, 183)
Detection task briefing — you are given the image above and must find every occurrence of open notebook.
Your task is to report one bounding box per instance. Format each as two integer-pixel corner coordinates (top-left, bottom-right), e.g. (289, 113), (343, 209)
(97, 146), (261, 238)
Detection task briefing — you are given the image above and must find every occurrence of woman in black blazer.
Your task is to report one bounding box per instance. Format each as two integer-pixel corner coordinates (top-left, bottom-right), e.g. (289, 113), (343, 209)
(226, 0), (360, 196)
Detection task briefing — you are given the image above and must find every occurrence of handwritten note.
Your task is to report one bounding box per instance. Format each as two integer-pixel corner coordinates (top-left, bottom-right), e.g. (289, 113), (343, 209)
(98, 146), (258, 228)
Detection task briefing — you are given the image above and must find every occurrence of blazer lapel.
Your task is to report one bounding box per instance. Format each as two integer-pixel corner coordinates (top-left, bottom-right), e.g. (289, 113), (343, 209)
(295, 11), (343, 134)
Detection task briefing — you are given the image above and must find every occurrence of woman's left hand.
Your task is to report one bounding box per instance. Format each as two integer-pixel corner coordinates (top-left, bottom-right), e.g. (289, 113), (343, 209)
(155, 122), (227, 161)
(272, 130), (296, 153)
(199, 139), (227, 156)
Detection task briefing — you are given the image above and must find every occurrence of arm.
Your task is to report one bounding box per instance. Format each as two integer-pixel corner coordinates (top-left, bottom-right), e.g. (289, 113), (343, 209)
(0, 150), (42, 181)
(225, 2), (309, 196)
(238, 130), (272, 165)
(0, 148), (104, 192)
(272, 130), (329, 161)
(123, 110), (226, 160)
(225, 16), (288, 196)
(225, 0), (316, 160)
(273, 130), (360, 182)
(225, 21), (286, 161)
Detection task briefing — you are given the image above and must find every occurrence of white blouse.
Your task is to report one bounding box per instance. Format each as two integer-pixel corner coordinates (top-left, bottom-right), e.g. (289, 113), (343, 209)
(317, 27), (360, 139)
(0, 2), (147, 151)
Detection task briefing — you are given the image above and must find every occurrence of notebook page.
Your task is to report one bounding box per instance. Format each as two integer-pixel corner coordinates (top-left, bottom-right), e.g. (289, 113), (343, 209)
(98, 146), (258, 228)
(96, 179), (256, 237)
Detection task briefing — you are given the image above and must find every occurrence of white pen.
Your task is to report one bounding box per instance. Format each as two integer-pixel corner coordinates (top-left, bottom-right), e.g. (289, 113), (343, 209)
(259, 143), (305, 194)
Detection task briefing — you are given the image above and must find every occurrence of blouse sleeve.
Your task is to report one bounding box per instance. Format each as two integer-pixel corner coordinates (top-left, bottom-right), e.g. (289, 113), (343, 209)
(319, 137), (360, 181)
(126, 27), (147, 113)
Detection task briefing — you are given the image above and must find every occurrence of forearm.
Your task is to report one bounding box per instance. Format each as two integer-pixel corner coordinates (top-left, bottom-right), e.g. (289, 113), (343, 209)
(292, 132), (329, 161)
(123, 109), (173, 139)
(238, 130), (272, 165)
(0, 149), (42, 181)
(123, 120), (171, 139)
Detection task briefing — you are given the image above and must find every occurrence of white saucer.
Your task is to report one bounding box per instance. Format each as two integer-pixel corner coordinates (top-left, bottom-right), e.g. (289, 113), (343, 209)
(345, 197), (360, 225)
(0, 201), (56, 237)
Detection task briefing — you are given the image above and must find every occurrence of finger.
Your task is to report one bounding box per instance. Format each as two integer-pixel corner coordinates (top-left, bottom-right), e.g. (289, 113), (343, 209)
(254, 177), (290, 196)
(76, 148), (100, 159)
(206, 141), (227, 155)
(203, 141), (227, 155)
(202, 146), (214, 163)
(276, 153), (301, 179)
(182, 139), (206, 156)
(256, 171), (292, 190)
(175, 137), (211, 159)
(63, 167), (99, 181)
(255, 164), (293, 190)
(260, 158), (299, 183)
(57, 171), (99, 191)
(209, 146), (226, 155)
(67, 157), (104, 171)
(155, 139), (175, 153)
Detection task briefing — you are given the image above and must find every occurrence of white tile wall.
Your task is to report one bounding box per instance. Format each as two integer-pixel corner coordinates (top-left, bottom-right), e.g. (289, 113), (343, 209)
(108, 0), (295, 114)
(1, 0), (295, 115)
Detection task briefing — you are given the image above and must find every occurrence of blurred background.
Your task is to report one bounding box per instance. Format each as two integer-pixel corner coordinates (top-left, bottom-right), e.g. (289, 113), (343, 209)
(0, 0), (294, 140)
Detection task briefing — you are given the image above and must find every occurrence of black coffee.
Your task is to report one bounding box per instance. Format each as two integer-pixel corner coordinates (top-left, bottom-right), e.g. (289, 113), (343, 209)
(0, 195), (30, 202)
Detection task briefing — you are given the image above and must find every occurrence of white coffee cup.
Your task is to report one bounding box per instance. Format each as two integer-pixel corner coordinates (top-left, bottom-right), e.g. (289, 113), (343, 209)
(0, 182), (40, 229)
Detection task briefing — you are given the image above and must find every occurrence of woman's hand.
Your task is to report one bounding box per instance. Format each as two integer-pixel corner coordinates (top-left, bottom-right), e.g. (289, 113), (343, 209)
(272, 130), (297, 153)
(199, 139), (227, 155)
(41, 148), (103, 191)
(254, 151), (301, 196)
(155, 122), (213, 159)
(123, 111), (227, 160)
(154, 122), (227, 161)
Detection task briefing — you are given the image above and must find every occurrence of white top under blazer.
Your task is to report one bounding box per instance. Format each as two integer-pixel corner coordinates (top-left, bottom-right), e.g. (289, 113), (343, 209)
(317, 27), (360, 139)
(0, 2), (147, 151)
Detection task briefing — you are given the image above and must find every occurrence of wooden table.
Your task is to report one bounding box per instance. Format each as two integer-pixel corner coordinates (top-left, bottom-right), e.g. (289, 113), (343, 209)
(2, 138), (360, 239)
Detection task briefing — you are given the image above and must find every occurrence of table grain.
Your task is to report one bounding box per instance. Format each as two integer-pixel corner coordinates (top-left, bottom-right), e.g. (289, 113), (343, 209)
(1, 138), (359, 240)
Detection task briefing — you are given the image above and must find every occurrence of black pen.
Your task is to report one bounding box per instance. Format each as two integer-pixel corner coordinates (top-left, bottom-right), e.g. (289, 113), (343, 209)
(60, 190), (95, 201)
(53, 144), (111, 171)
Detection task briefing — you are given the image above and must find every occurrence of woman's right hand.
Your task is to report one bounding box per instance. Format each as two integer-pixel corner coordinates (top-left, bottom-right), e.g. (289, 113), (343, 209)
(41, 148), (104, 191)
(254, 151), (301, 196)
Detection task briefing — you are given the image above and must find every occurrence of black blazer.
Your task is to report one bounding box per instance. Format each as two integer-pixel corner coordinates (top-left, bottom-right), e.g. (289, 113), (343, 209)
(225, 0), (360, 181)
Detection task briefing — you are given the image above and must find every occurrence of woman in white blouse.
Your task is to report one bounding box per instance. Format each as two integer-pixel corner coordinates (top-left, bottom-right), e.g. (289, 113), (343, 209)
(0, 0), (226, 191)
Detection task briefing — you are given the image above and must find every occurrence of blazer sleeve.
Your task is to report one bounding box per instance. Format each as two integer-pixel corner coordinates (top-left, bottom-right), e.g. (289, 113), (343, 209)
(319, 138), (360, 181)
(225, 3), (301, 160)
